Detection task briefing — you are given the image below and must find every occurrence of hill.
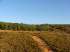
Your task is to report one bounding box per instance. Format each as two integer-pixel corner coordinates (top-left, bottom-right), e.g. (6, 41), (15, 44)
(43, 24), (70, 52)
(0, 22), (70, 52)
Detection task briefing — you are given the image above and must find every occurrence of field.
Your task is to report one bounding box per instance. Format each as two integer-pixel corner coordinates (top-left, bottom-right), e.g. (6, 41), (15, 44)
(0, 31), (41, 52)
(0, 24), (70, 52)
(0, 30), (70, 52)
(47, 24), (70, 52)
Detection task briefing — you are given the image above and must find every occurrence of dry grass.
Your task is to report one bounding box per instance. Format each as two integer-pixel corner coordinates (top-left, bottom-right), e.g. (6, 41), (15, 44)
(0, 30), (70, 52)
(0, 31), (41, 52)
(37, 31), (70, 52)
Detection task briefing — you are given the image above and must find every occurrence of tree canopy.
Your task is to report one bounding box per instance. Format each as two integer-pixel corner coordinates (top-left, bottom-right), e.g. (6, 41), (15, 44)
(0, 22), (48, 31)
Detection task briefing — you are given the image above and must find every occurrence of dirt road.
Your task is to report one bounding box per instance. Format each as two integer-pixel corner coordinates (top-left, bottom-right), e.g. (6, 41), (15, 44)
(32, 36), (53, 52)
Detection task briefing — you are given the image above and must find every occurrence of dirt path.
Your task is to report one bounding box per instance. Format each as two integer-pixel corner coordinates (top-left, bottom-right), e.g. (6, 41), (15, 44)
(32, 36), (53, 52)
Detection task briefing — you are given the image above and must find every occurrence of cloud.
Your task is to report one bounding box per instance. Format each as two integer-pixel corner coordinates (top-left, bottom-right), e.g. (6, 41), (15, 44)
(0, 16), (17, 18)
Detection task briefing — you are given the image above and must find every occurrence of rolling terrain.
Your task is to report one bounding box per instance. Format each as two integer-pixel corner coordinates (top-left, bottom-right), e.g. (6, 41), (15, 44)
(0, 22), (70, 52)
(0, 31), (53, 52)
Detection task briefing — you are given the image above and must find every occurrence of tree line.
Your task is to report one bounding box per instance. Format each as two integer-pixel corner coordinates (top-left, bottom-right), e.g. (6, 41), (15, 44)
(0, 22), (48, 31)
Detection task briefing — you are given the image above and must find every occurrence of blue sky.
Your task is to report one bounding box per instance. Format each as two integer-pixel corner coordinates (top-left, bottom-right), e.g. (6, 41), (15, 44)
(0, 0), (70, 24)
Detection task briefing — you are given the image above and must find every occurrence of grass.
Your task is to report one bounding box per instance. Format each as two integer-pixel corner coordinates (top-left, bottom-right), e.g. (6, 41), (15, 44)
(28, 31), (70, 52)
(0, 30), (70, 52)
(38, 31), (70, 52)
(0, 31), (41, 52)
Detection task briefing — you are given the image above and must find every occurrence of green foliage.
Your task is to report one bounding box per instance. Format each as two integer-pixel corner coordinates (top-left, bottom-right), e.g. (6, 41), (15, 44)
(0, 22), (48, 31)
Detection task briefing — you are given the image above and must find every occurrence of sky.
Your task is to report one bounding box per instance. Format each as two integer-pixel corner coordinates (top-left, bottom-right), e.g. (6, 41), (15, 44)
(0, 0), (70, 24)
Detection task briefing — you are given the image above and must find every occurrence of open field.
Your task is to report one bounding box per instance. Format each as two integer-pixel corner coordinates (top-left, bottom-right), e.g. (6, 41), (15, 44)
(0, 30), (70, 52)
(0, 31), (53, 52)
(0, 31), (41, 52)
(47, 24), (70, 52)
(0, 23), (70, 52)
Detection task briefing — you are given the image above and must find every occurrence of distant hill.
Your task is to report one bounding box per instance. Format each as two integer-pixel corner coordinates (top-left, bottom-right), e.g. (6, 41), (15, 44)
(48, 24), (70, 33)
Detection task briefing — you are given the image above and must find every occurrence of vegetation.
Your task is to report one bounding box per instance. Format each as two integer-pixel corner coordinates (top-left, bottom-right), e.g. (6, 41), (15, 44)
(38, 24), (70, 52)
(0, 31), (41, 52)
(0, 22), (48, 31)
(0, 22), (70, 52)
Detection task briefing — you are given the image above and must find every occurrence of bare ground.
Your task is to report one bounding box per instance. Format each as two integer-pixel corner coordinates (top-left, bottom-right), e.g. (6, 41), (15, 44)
(32, 36), (53, 52)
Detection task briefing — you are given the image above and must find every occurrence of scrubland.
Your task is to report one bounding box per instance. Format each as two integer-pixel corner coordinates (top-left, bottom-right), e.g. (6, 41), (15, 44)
(0, 23), (70, 52)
